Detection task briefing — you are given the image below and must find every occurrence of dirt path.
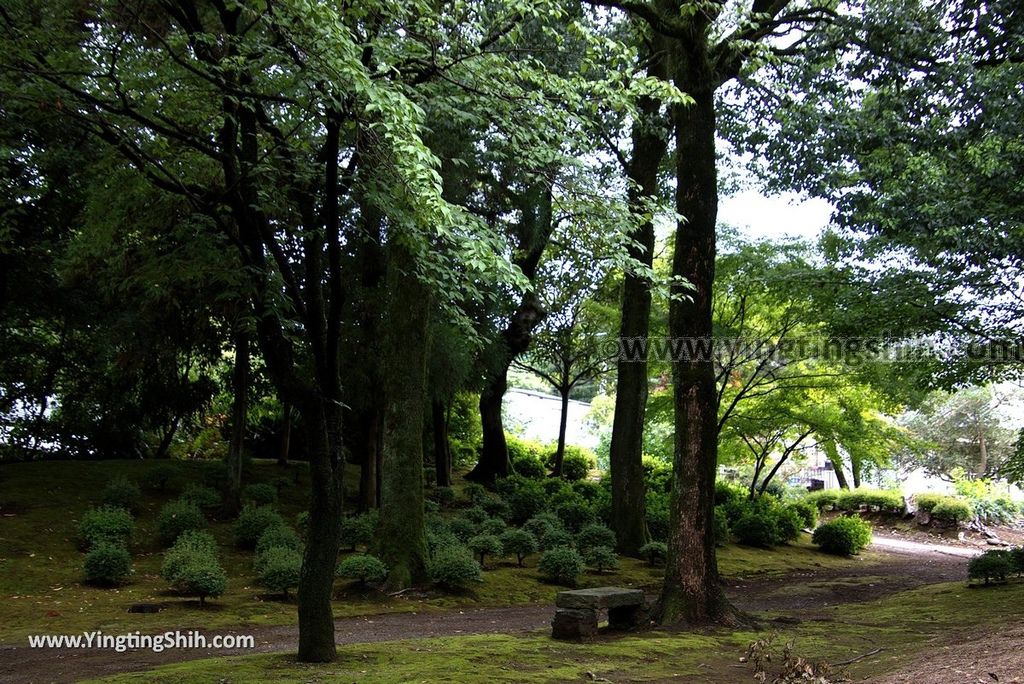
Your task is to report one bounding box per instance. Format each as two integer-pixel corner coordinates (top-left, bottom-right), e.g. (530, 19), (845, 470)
(0, 538), (971, 684)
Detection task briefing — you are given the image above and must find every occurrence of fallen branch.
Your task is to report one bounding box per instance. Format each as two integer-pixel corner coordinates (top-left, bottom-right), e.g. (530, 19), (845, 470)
(833, 648), (884, 666)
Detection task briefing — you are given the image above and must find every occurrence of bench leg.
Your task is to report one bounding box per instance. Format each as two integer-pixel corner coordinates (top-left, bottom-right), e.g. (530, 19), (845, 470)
(607, 604), (641, 630)
(551, 608), (598, 640)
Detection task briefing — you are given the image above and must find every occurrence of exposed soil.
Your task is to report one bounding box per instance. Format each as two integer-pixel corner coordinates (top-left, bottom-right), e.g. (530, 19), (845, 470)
(866, 624), (1024, 684)
(0, 538), (978, 684)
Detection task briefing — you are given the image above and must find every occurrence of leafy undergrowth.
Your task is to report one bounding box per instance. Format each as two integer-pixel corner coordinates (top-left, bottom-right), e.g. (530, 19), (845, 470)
(84, 580), (1024, 684)
(0, 459), (873, 642)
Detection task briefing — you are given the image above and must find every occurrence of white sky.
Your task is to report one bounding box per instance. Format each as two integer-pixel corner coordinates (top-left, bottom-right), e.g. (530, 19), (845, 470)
(718, 189), (833, 242)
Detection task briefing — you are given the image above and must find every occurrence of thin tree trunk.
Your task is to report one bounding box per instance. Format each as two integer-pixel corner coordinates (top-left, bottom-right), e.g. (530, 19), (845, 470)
(551, 387), (571, 477)
(295, 397), (344, 662)
(432, 400), (452, 488)
(357, 406), (381, 511)
(609, 40), (667, 555)
(978, 432), (988, 476)
(278, 402), (291, 467)
(653, 72), (735, 625)
(377, 244), (431, 590)
(225, 328), (250, 515)
(823, 438), (850, 490)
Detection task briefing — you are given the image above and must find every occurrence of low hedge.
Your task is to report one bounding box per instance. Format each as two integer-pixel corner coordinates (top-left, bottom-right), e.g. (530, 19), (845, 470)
(811, 516), (872, 555)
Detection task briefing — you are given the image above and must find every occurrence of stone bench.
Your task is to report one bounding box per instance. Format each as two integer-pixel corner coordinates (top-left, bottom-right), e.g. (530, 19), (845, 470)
(551, 587), (645, 640)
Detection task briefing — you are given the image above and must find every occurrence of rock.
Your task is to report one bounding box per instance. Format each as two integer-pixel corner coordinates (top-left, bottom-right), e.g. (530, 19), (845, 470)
(555, 587), (645, 610)
(551, 608), (598, 640)
(986, 539), (1009, 547)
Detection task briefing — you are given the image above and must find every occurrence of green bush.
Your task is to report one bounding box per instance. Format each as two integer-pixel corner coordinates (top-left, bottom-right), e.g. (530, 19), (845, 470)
(426, 527), (461, 555)
(428, 545), (481, 590)
(424, 499), (440, 514)
(931, 499), (974, 525)
(499, 529), (538, 567)
(336, 554), (388, 587)
(467, 534), (503, 567)
(1008, 546), (1024, 575)
(812, 516), (873, 555)
(255, 525), (302, 556)
(774, 506), (804, 543)
(804, 490), (839, 511)
(968, 550), (1013, 585)
(295, 511), (309, 538)
(432, 486), (456, 507)
(645, 491), (670, 541)
(172, 555), (227, 605)
(141, 462), (180, 492)
(714, 506), (730, 546)
(480, 517), (507, 536)
(556, 445), (595, 481)
(449, 517), (479, 542)
(256, 546), (302, 598)
(834, 488), (904, 513)
(575, 523), (616, 552)
(642, 456), (672, 493)
(498, 477), (547, 524)
(571, 481), (602, 503)
(787, 501), (819, 529)
(243, 483), (278, 506)
(914, 493), (946, 513)
(542, 477), (571, 498)
(639, 541), (668, 566)
(160, 531), (218, 584)
(523, 512), (564, 542)
(200, 460), (230, 490)
(462, 483), (489, 506)
(540, 528), (575, 551)
(507, 434), (546, 473)
(339, 511), (378, 550)
(179, 483), (221, 509)
(462, 506), (490, 524)
(555, 499), (596, 533)
(480, 496), (512, 521)
(157, 500), (207, 546)
(232, 506), (285, 549)
(732, 511), (779, 548)
(101, 477), (142, 514)
(970, 497), (1020, 525)
(83, 542), (132, 586)
(715, 481), (744, 506)
(538, 546), (584, 586)
(583, 545), (619, 574)
(77, 506), (135, 551)
(512, 452), (546, 479)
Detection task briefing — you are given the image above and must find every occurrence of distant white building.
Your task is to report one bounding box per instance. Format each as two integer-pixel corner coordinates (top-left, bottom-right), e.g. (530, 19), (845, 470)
(502, 389), (599, 450)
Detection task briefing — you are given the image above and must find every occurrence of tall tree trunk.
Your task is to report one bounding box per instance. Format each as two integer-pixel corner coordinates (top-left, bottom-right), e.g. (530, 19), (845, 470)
(377, 245), (431, 589)
(296, 396), (344, 662)
(278, 402), (291, 467)
(551, 386), (571, 477)
(432, 400), (452, 487)
(822, 438), (850, 489)
(357, 405), (381, 511)
(225, 328), (250, 515)
(653, 70), (735, 625)
(609, 38), (668, 556)
(978, 431), (988, 476)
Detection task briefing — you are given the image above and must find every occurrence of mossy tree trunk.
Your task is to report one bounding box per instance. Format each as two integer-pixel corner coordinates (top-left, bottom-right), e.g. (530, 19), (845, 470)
(225, 327), (250, 515)
(377, 243), (431, 590)
(609, 39), (668, 556)
(432, 399), (452, 487)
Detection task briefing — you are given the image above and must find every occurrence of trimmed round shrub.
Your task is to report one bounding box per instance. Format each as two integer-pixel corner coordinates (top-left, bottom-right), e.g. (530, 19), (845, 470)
(200, 460), (230, 490)
(511, 451), (546, 479)
(141, 462), (180, 492)
(805, 490), (839, 511)
(427, 528), (461, 555)
(243, 483), (278, 506)
(968, 550), (1013, 585)
(428, 545), (481, 590)
(732, 511), (778, 548)
(645, 491), (670, 541)
(480, 517), (507, 536)
(538, 546), (584, 586)
(462, 483), (489, 506)
(161, 531), (219, 584)
(425, 499), (440, 514)
(101, 477), (141, 514)
(462, 506), (490, 524)
(774, 506), (804, 544)
(497, 477), (547, 524)
(255, 525), (302, 556)
(558, 446), (595, 481)
(540, 528), (575, 551)
(339, 511), (378, 550)
(639, 541), (668, 566)
(480, 496), (512, 521)
(336, 554), (388, 587)
(467, 534), (503, 567)
(542, 477), (572, 498)
(714, 506), (730, 546)
(232, 506), (285, 549)
(83, 542), (132, 586)
(179, 483), (221, 509)
(571, 480), (602, 503)
(523, 512), (564, 542)
(449, 517), (479, 543)
(931, 499), (973, 525)
(499, 529), (538, 567)
(787, 501), (819, 529)
(256, 546), (302, 598)
(173, 556), (227, 605)
(555, 500), (596, 533)
(157, 500), (207, 546)
(714, 481), (744, 506)
(1009, 546), (1024, 575)
(77, 506), (135, 551)
(576, 523), (616, 552)
(584, 545), (619, 574)
(812, 516), (873, 556)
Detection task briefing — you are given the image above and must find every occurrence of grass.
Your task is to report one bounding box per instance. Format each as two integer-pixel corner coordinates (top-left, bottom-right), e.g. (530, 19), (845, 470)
(0, 459), (874, 642)
(84, 579), (1024, 683)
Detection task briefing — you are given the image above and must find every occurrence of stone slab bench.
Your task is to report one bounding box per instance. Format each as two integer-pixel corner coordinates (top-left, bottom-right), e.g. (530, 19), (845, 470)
(551, 587), (645, 640)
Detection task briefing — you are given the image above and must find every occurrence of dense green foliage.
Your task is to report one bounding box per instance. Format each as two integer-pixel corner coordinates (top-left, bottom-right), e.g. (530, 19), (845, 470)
(538, 546), (584, 586)
(82, 542), (132, 586)
(812, 517), (873, 556)
(336, 554), (389, 587)
(156, 500), (207, 546)
(77, 506), (135, 551)
(427, 546), (481, 590)
(232, 506), (285, 550)
(968, 551), (1013, 585)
